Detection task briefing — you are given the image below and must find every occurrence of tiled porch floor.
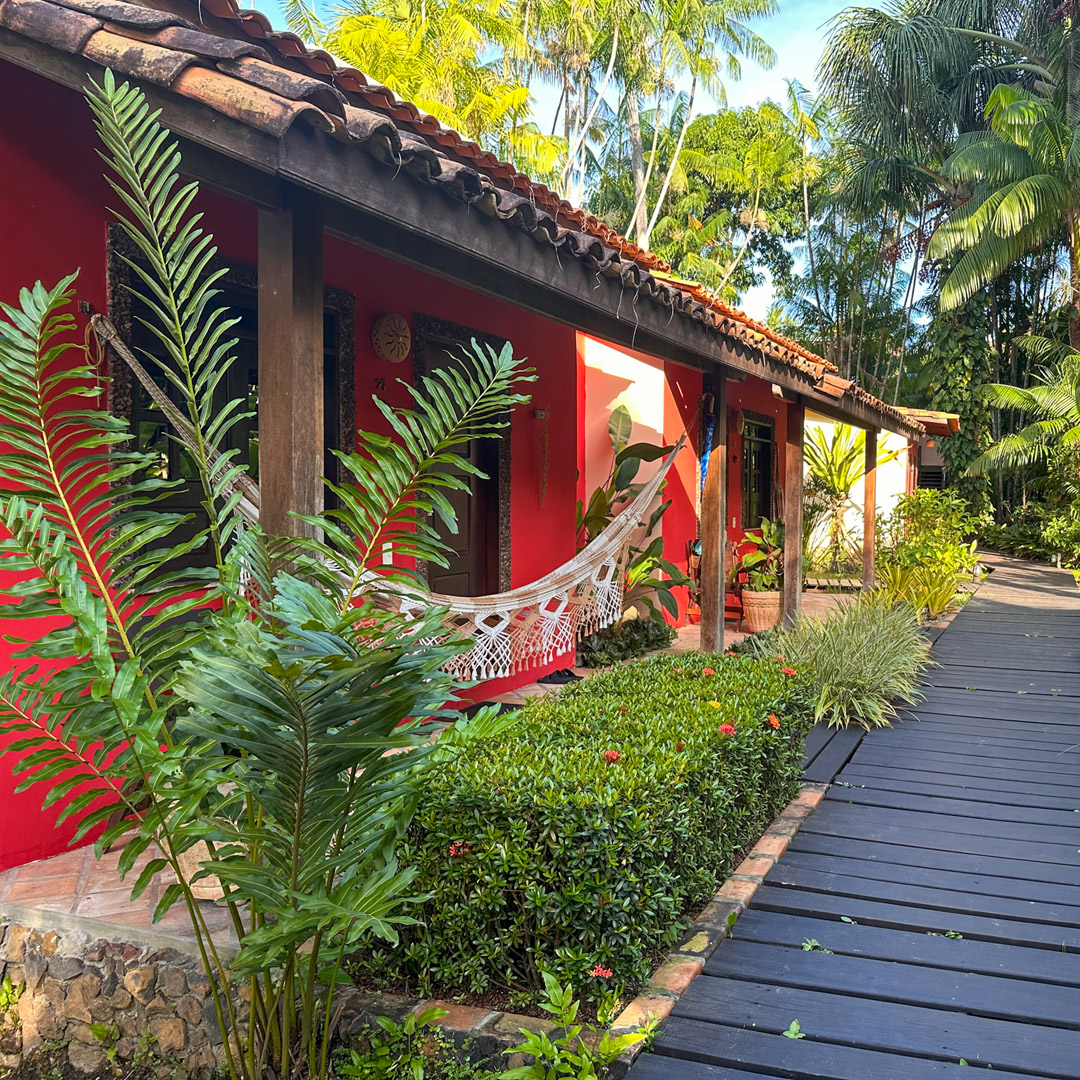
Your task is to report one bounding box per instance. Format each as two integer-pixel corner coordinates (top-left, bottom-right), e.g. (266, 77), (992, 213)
(0, 835), (236, 947)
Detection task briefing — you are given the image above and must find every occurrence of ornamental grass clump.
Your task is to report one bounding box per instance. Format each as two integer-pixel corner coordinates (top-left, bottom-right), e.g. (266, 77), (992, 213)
(362, 653), (814, 999)
(740, 593), (930, 729)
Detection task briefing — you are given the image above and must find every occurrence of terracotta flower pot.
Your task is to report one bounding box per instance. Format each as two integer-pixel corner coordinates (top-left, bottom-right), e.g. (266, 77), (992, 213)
(741, 589), (782, 633)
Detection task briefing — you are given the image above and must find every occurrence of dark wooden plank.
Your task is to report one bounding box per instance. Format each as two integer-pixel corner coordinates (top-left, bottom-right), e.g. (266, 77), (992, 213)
(704, 940), (1080, 1027)
(848, 733), (1080, 766)
(895, 711), (1080, 735)
(836, 768), (1080, 810)
(627, 1054), (769, 1080)
(802, 726), (862, 784)
(751, 884), (1080, 950)
(926, 668), (1080, 695)
(644, 1017), (1040, 1080)
(800, 723), (833, 770)
(732, 908), (1080, 985)
(777, 848), (1080, 908)
(789, 830), (1080, 887)
(765, 862), (1080, 928)
(904, 688), (1080, 719)
(805, 799), (1080, 849)
(825, 784), (1080, 828)
(871, 722), (1080, 751)
(849, 745), (1080, 785)
(671, 977), (1080, 1076)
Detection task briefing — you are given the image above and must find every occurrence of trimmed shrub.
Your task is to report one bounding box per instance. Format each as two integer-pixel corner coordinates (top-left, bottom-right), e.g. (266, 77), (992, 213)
(364, 654), (814, 998)
(577, 616), (676, 666)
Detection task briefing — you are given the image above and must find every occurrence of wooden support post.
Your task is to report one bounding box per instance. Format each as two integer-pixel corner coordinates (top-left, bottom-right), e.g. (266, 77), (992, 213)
(699, 376), (728, 653)
(783, 401), (804, 629)
(863, 428), (878, 590)
(258, 190), (324, 537)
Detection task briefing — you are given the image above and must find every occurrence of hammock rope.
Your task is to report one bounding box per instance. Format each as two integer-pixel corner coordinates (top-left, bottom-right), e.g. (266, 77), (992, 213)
(95, 317), (684, 679)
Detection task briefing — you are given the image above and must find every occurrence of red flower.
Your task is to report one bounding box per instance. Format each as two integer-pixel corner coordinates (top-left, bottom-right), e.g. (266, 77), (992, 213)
(675, 740), (686, 752)
(590, 965), (613, 978)
(781, 667), (797, 677)
(768, 714), (781, 729)
(448, 841), (471, 858)
(718, 724), (736, 736)
(602, 750), (621, 763)
(702, 667), (715, 677)
(776, 655), (787, 664)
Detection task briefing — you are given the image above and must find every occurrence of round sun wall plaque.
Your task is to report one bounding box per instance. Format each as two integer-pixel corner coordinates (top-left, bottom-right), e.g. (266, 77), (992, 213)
(371, 314), (411, 363)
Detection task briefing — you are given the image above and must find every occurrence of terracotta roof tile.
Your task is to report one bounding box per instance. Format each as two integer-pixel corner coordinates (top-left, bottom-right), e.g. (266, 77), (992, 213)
(0, 0), (924, 437)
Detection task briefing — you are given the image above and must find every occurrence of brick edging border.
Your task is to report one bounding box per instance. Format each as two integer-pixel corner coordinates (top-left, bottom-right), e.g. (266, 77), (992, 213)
(343, 782), (828, 1074)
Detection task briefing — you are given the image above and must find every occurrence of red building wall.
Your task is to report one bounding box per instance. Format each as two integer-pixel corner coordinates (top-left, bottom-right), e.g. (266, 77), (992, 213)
(0, 62), (578, 867)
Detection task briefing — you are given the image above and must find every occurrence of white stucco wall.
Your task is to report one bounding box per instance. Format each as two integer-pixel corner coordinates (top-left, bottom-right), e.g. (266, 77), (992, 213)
(804, 412), (912, 558)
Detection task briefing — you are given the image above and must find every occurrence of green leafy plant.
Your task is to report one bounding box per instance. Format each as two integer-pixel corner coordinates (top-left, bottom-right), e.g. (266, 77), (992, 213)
(731, 517), (784, 592)
(0, 976), (24, 1026)
(577, 405), (688, 621)
(361, 653), (814, 997)
(782, 1020), (805, 1039)
(497, 973), (654, 1080)
(337, 1005), (492, 1080)
(879, 489), (979, 577)
(0, 72), (531, 1080)
(801, 939), (832, 954)
(577, 616), (675, 667)
(746, 593), (930, 729)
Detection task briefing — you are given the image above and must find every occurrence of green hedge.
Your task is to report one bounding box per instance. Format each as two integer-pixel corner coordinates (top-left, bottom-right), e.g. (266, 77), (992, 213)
(366, 653), (814, 998)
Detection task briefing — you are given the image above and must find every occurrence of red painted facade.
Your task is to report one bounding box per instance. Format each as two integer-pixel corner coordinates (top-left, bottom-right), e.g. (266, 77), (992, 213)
(0, 61), (794, 870)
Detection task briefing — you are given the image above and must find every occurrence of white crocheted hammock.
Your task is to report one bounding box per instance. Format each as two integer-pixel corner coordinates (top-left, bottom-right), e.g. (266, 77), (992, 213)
(95, 317), (683, 681)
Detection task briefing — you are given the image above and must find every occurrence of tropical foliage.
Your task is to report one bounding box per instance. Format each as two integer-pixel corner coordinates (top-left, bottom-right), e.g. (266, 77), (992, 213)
(0, 73), (532, 1080)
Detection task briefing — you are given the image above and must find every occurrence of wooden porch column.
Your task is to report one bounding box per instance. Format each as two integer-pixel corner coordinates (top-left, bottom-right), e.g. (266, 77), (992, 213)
(699, 376), (728, 653)
(862, 428), (878, 590)
(782, 401), (804, 629)
(258, 190), (324, 537)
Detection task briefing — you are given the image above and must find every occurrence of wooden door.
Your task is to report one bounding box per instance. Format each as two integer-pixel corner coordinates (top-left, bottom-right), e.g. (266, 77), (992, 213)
(417, 327), (502, 597)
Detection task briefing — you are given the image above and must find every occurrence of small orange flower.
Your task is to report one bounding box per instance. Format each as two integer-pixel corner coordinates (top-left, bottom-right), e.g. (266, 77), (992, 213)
(768, 714), (781, 729)
(702, 666), (715, 677)
(675, 740), (686, 752)
(781, 667), (797, 677)
(718, 724), (736, 736)
(602, 749), (621, 763)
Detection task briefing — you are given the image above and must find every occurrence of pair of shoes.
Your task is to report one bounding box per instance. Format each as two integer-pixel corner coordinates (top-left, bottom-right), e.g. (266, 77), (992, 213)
(536, 668), (583, 685)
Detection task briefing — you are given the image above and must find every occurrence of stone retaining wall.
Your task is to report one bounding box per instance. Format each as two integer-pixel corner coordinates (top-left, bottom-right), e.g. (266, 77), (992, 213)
(0, 922), (227, 1076)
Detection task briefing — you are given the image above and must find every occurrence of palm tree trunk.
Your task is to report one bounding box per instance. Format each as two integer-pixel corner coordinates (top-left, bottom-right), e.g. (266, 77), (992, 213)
(627, 92), (648, 241)
(1069, 208), (1080, 349)
(642, 73), (698, 250)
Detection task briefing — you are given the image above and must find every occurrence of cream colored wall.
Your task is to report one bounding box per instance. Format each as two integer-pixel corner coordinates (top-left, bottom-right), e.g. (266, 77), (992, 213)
(582, 336), (667, 495)
(804, 413), (912, 557)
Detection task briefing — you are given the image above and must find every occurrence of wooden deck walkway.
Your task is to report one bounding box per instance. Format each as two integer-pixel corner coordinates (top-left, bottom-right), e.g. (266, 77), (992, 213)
(629, 556), (1080, 1079)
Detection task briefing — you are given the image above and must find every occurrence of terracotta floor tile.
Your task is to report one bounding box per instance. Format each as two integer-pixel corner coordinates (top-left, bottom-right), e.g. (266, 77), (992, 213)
(6, 874), (79, 904)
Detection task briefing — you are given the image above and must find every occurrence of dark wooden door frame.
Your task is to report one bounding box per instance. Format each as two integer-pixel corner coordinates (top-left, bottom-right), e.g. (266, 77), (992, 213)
(105, 223), (357, 482)
(411, 313), (512, 592)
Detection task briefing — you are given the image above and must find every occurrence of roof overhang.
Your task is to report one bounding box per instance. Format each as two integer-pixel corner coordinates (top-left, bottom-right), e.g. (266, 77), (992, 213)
(895, 408), (961, 439)
(0, 4), (921, 439)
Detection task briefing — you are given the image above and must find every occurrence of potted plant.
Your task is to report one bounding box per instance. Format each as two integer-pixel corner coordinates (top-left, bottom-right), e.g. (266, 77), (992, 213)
(732, 517), (785, 632)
